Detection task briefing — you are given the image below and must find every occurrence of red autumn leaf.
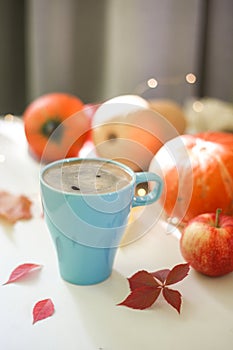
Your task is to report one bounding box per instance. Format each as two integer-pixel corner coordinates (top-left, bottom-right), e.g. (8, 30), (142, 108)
(165, 263), (190, 286)
(0, 190), (32, 223)
(162, 287), (182, 313)
(128, 270), (160, 291)
(151, 269), (170, 283)
(118, 286), (161, 310)
(32, 298), (55, 324)
(3, 263), (42, 285)
(118, 263), (189, 312)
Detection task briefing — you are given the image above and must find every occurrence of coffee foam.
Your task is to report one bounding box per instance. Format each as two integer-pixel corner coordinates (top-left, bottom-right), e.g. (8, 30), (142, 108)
(43, 159), (132, 194)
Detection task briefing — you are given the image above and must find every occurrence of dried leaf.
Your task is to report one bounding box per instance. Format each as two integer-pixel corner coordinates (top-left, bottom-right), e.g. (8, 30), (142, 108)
(3, 263), (42, 285)
(128, 270), (160, 291)
(151, 269), (170, 283)
(0, 190), (32, 223)
(118, 286), (161, 310)
(162, 287), (182, 313)
(32, 298), (55, 324)
(118, 263), (189, 312)
(165, 263), (190, 286)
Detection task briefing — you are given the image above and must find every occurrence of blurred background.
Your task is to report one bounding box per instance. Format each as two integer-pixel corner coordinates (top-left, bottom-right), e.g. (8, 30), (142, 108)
(0, 0), (232, 115)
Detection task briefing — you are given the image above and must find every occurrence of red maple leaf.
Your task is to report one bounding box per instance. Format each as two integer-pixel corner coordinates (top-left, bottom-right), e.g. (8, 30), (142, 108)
(32, 298), (55, 324)
(118, 263), (189, 313)
(165, 263), (190, 286)
(127, 270), (160, 291)
(151, 269), (170, 283)
(3, 263), (42, 285)
(163, 287), (182, 314)
(118, 286), (161, 310)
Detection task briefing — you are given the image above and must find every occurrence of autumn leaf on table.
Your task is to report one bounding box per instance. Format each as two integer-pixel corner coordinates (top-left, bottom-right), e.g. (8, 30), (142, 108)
(118, 263), (190, 313)
(0, 190), (32, 223)
(3, 263), (42, 285)
(32, 298), (55, 324)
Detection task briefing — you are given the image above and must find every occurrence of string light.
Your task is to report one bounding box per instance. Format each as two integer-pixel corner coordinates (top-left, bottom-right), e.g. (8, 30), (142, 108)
(147, 78), (158, 88)
(192, 100), (204, 112)
(134, 72), (198, 96)
(137, 187), (147, 196)
(136, 182), (148, 197)
(185, 73), (197, 84)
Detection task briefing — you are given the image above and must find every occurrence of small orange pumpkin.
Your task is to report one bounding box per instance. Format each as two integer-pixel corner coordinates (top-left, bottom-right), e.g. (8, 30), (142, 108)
(148, 99), (187, 135)
(149, 132), (233, 223)
(24, 93), (90, 162)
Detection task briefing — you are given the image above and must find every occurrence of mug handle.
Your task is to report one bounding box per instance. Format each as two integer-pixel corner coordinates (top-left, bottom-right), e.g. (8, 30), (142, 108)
(132, 172), (163, 208)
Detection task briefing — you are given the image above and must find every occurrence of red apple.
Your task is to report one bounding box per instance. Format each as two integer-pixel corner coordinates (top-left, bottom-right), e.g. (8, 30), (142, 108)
(180, 209), (233, 277)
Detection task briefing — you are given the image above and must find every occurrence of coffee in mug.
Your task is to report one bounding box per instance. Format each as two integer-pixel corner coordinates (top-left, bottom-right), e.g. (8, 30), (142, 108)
(42, 159), (132, 194)
(40, 157), (163, 285)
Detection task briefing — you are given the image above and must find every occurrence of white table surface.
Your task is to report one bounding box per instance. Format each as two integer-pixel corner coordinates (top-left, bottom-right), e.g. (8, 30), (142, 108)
(0, 116), (233, 350)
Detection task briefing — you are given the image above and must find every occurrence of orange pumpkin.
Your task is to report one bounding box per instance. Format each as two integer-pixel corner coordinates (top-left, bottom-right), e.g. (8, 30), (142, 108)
(24, 93), (90, 162)
(92, 95), (184, 172)
(148, 99), (187, 135)
(149, 132), (233, 223)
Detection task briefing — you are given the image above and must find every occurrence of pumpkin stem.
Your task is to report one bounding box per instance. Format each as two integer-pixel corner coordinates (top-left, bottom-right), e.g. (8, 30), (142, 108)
(40, 118), (63, 143)
(215, 208), (222, 228)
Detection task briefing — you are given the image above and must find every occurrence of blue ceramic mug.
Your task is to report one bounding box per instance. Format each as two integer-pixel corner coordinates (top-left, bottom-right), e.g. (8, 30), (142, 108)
(40, 158), (163, 285)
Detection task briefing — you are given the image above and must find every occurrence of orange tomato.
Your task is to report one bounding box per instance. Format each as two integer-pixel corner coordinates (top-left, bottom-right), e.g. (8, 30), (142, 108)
(23, 93), (90, 162)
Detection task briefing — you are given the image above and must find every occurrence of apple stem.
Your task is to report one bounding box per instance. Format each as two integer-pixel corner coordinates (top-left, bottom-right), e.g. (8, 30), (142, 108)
(215, 208), (222, 228)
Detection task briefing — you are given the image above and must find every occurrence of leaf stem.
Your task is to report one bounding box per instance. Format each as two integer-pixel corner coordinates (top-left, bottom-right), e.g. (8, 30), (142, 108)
(215, 208), (222, 228)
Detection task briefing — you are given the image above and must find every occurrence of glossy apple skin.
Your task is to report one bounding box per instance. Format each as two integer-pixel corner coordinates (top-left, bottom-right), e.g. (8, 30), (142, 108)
(180, 212), (233, 277)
